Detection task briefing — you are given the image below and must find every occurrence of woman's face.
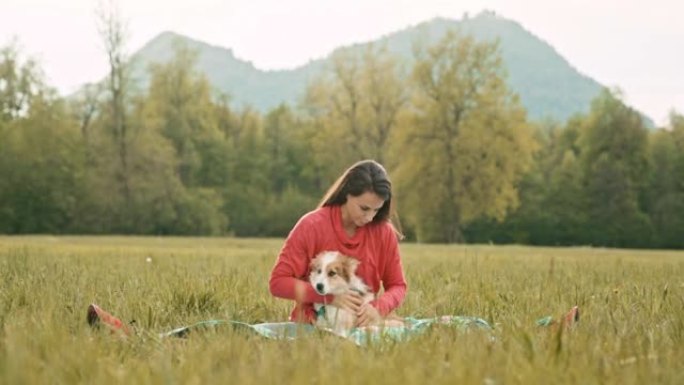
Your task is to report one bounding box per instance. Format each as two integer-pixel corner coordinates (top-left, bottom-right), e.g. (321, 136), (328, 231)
(342, 191), (385, 228)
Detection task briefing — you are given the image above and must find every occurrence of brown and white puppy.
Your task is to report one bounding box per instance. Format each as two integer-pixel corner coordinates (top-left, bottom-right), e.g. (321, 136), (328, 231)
(309, 251), (374, 334)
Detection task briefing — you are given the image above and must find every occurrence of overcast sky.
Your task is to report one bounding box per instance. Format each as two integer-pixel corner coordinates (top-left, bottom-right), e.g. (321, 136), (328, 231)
(1, 0), (682, 126)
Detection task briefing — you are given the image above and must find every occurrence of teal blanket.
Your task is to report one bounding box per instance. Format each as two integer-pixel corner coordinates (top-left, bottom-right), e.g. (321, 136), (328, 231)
(160, 315), (493, 346)
(88, 303), (577, 346)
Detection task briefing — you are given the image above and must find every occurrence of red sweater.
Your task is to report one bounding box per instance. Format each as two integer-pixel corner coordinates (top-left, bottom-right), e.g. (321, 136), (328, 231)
(269, 205), (407, 323)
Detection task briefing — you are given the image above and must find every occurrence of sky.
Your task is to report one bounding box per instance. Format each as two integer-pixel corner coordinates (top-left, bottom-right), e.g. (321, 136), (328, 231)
(1, 0), (682, 126)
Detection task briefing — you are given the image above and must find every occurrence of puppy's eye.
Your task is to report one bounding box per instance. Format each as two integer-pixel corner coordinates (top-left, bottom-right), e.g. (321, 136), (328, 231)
(327, 271), (336, 277)
(317, 269), (322, 274)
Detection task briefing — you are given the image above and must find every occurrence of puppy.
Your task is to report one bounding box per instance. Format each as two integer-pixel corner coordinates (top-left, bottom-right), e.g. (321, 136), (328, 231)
(308, 251), (374, 334)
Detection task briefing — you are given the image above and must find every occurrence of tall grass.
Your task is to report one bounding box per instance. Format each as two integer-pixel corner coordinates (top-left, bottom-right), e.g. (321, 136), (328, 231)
(1, 236), (682, 384)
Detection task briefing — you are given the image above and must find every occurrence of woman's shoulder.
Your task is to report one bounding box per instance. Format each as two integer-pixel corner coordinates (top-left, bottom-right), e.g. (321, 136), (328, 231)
(286, 206), (333, 244)
(294, 206), (331, 228)
(368, 220), (400, 239)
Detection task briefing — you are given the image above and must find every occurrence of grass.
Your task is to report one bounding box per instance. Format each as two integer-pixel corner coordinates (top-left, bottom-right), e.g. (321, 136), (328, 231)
(0, 236), (683, 384)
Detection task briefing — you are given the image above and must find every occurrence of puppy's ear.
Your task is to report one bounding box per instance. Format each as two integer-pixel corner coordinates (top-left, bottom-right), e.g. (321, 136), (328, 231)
(343, 256), (360, 274)
(334, 263), (350, 282)
(309, 257), (320, 272)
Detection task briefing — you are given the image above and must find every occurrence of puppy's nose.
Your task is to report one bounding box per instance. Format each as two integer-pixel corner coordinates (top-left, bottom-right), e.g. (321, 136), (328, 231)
(316, 283), (325, 293)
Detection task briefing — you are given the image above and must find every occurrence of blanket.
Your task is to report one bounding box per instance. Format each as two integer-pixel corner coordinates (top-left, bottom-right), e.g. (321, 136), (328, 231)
(159, 315), (493, 346)
(87, 304), (578, 347)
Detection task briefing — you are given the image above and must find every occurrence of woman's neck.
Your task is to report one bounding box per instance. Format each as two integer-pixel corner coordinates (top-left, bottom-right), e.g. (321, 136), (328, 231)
(340, 205), (357, 237)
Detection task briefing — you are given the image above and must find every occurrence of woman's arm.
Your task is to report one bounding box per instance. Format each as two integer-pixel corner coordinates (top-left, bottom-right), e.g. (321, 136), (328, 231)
(268, 219), (332, 304)
(370, 227), (407, 316)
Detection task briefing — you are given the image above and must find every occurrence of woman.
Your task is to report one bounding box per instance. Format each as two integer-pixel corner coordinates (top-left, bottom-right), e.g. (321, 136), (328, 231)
(269, 160), (407, 326)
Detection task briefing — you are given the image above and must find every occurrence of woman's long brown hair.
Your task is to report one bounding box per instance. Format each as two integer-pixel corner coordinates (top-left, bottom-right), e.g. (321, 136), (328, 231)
(318, 160), (403, 238)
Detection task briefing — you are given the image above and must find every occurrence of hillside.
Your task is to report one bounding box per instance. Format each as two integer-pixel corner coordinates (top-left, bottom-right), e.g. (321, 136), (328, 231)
(127, 11), (651, 125)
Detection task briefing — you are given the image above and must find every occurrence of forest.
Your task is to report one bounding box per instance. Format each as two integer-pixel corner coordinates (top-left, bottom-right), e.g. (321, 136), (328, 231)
(1, 22), (682, 248)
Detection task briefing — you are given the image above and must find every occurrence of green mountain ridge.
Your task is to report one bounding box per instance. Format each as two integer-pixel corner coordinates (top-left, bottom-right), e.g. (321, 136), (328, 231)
(128, 11), (653, 125)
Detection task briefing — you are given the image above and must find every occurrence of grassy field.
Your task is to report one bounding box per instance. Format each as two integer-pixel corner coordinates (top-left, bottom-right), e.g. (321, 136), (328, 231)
(0, 236), (682, 384)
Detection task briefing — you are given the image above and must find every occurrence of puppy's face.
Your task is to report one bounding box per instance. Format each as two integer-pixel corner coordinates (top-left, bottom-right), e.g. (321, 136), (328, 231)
(309, 251), (359, 295)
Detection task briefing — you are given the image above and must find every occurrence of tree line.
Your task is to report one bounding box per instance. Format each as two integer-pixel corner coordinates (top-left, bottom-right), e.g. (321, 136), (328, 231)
(1, 21), (682, 248)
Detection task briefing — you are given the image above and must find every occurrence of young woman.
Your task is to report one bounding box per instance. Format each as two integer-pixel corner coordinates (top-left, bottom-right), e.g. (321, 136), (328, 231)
(269, 160), (407, 326)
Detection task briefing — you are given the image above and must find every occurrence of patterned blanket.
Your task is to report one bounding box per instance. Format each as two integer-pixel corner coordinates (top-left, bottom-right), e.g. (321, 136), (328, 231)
(159, 315), (493, 346)
(87, 304), (578, 346)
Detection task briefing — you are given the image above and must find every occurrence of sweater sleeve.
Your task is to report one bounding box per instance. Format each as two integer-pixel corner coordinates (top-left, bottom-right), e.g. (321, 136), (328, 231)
(371, 227), (407, 316)
(269, 216), (332, 304)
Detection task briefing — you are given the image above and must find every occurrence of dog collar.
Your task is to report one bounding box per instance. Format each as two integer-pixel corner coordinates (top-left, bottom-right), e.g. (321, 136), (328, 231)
(315, 305), (327, 319)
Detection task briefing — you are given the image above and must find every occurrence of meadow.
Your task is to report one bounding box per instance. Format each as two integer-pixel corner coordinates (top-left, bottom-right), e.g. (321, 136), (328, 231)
(0, 236), (682, 384)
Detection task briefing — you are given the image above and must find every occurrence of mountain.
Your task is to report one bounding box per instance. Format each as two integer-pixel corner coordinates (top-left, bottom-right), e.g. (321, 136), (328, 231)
(128, 31), (324, 111)
(127, 11), (652, 125)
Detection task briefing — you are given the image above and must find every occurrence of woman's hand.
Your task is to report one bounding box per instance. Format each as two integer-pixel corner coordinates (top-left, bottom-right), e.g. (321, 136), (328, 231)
(355, 303), (381, 327)
(331, 292), (363, 313)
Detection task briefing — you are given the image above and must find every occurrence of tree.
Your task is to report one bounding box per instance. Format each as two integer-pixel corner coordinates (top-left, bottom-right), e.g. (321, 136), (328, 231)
(395, 31), (537, 242)
(96, 0), (133, 207)
(302, 44), (408, 180)
(536, 118), (588, 244)
(645, 111), (684, 248)
(578, 89), (652, 247)
(130, 41), (229, 234)
(0, 42), (87, 233)
(70, 11), (229, 235)
(263, 104), (315, 194)
(219, 107), (270, 236)
(145, 40), (223, 187)
(543, 149), (588, 243)
(0, 42), (45, 123)
(69, 82), (103, 152)
(261, 104), (319, 235)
